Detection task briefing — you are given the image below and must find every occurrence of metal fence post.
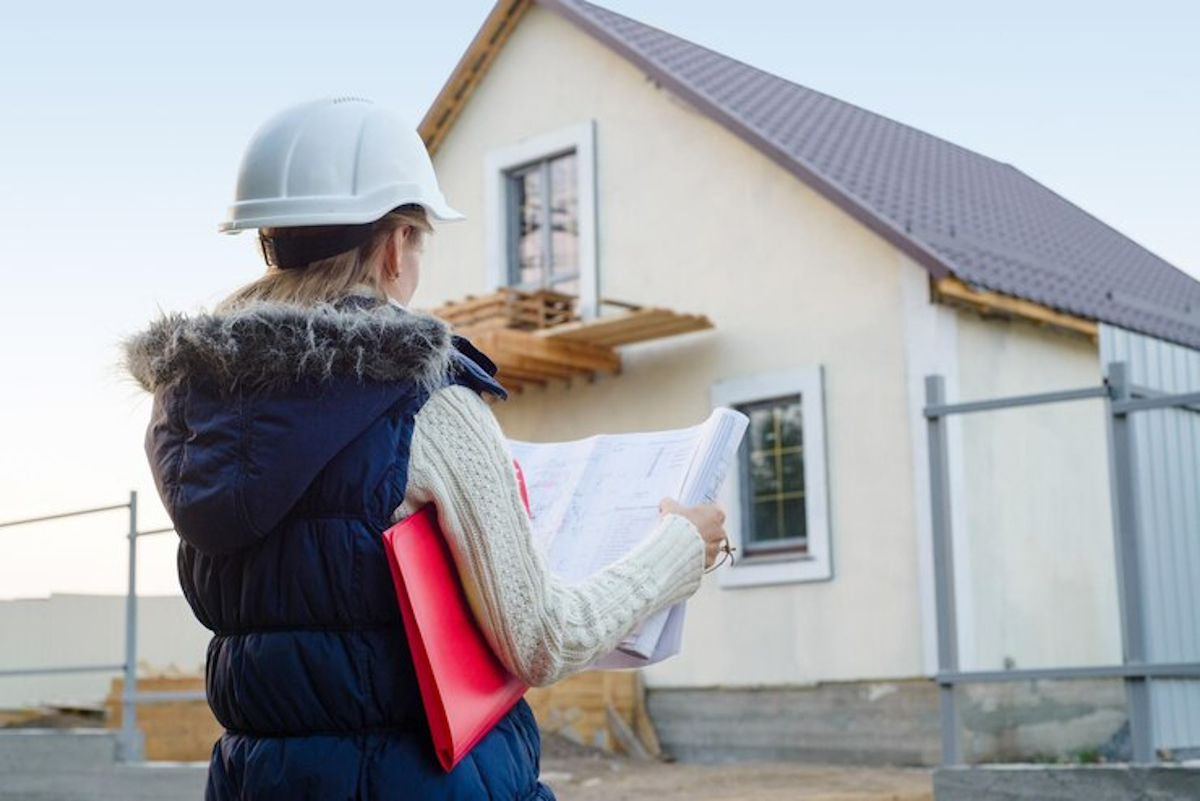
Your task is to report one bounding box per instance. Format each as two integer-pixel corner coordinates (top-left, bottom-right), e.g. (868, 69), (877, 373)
(1106, 362), (1155, 763)
(116, 490), (145, 763)
(926, 375), (962, 765)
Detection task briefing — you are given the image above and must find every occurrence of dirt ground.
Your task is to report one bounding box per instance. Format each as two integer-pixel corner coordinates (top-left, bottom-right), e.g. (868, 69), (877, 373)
(539, 735), (934, 801)
(0, 713), (934, 800)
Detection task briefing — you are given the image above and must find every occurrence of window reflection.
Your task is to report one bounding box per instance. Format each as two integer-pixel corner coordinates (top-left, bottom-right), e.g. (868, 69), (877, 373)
(507, 152), (579, 293)
(737, 395), (807, 553)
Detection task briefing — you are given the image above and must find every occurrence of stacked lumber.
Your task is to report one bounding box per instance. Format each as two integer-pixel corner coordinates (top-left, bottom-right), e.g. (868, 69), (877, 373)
(431, 288), (578, 337)
(469, 328), (620, 392)
(106, 676), (221, 762)
(429, 290), (713, 392)
(101, 671), (658, 760)
(541, 305), (712, 349)
(524, 669), (660, 757)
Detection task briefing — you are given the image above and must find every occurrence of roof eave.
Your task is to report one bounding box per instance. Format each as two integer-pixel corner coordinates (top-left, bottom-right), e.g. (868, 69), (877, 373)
(420, 0), (533, 156)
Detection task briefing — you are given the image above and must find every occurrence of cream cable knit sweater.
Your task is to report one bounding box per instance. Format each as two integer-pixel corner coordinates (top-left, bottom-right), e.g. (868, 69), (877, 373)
(394, 385), (707, 687)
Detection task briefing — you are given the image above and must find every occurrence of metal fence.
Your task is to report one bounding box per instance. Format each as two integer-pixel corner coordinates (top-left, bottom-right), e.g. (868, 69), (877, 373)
(0, 490), (194, 762)
(926, 360), (1200, 765)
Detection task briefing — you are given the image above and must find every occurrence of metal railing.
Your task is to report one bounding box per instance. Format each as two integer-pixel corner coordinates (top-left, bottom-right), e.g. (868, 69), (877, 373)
(0, 490), (195, 762)
(926, 360), (1200, 765)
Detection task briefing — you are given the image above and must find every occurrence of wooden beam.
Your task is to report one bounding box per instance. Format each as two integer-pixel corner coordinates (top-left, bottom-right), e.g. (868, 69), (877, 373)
(588, 319), (712, 348)
(546, 309), (713, 347)
(420, 0), (533, 156)
(482, 329), (621, 372)
(933, 276), (1098, 340)
(493, 367), (545, 388)
(433, 293), (509, 317)
(491, 351), (585, 381)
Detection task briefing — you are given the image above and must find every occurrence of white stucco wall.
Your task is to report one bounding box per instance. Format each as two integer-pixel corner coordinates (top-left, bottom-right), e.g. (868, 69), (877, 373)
(423, 6), (925, 687)
(953, 313), (1121, 671)
(419, 5), (1120, 688)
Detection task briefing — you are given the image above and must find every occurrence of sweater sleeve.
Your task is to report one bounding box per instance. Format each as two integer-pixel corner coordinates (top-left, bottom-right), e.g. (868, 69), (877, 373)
(395, 385), (706, 687)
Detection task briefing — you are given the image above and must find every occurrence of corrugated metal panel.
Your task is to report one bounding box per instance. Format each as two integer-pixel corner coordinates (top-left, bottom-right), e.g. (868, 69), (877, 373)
(1100, 323), (1200, 752)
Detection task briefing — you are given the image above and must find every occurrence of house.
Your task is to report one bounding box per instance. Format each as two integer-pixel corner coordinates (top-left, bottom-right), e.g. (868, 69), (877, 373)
(416, 0), (1200, 764)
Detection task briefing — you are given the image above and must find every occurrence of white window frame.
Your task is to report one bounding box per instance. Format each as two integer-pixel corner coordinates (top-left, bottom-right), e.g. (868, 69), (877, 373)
(712, 366), (833, 588)
(484, 121), (598, 319)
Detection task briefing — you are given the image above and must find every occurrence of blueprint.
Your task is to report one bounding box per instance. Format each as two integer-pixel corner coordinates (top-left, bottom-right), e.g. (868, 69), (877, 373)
(508, 407), (748, 667)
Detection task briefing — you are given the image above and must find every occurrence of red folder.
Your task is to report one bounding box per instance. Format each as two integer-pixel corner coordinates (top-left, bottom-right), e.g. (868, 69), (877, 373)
(382, 464), (532, 771)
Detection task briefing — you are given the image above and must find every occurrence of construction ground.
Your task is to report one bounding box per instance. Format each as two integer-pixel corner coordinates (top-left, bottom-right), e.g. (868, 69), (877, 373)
(0, 674), (932, 800)
(0, 731), (933, 801)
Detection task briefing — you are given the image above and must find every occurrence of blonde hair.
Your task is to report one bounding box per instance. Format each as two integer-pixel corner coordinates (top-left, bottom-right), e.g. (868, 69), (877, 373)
(216, 205), (432, 312)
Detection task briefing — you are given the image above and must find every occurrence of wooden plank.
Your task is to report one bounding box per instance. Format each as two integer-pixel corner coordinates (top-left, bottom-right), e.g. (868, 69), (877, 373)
(433, 287), (579, 332)
(107, 676), (221, 762)
(431, 291), (509, 317)
(443, 306), (508, 327)
(933, 276), (1097, 340)
(453, 319), (513, 340)
(549, 310), (712, 347)
(482, 329), (621, 372)
(525, 670), (643, 754)
(598, 297), (644, 311)
(432, 293), (711, 388)
(589, 317), (712, 348)
(494, 366), (547, 387)
(607, 705), (652, 759)
(596, 319), (710, 347)
(545, 308), (709, 342)
(491, 351), (589, 381)
(632, 672), (663, 757)
(495, 375), (529, 392)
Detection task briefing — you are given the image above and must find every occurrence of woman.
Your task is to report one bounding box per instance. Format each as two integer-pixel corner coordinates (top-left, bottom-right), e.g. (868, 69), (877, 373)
(123, 97), (726, 800)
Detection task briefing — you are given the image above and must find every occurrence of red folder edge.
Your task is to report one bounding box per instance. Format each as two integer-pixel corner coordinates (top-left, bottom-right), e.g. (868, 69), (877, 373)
(382, 461), (532, 771)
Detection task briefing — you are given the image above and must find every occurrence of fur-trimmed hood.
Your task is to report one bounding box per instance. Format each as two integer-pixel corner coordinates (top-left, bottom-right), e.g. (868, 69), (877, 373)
(121, 294), (503, 554)
(122, 295), (454, 398)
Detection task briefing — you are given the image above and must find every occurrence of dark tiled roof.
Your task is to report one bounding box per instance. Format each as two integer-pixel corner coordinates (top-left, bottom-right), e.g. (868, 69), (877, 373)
(545, 0), (1200, 350)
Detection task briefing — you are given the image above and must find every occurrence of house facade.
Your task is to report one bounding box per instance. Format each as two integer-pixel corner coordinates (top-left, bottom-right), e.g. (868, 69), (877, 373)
(417, 0), (1200, 763)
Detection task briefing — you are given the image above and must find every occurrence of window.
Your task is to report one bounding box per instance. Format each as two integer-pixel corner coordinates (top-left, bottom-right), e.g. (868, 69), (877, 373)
(507, 152), (579, 295)
(486, 122), (597, 318)
(738, 395), (807, 556)
(713, 367), (832, 588)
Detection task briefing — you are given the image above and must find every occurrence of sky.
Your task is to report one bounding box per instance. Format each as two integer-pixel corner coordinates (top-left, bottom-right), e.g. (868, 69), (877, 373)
(0, 0), (1197, 598)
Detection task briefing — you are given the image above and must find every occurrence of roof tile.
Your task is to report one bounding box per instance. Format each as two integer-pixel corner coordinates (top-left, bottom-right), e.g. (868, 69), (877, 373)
(553, 0), (1200, 349)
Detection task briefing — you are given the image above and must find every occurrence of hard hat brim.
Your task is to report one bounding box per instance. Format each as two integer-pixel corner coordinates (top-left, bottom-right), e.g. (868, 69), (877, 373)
(219, 187), (465, 234)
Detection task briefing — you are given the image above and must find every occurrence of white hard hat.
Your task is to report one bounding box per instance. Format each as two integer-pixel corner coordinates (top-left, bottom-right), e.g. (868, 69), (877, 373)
(219, 97), (463, 233)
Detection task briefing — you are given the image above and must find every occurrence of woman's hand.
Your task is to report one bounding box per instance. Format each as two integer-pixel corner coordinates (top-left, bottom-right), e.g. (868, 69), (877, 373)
(659, 498), (727, 570)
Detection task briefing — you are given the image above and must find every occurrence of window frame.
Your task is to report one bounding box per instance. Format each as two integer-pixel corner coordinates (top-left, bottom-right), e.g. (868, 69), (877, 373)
(485, 122), (598, 319)
(712, 366), (833, 588)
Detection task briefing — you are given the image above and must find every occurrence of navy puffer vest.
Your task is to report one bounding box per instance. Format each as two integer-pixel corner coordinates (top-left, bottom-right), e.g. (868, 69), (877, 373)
(124, 294), (554, 800)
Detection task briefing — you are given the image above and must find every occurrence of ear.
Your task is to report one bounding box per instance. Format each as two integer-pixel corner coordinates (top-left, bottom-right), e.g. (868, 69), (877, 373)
(382, 228), (401, 277)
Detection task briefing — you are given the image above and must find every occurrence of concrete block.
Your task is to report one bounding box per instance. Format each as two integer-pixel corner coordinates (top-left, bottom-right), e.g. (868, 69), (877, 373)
(934, 765), (1200, 800)
(0, 729), (116, 774)
(648, 679), (1131, 766)
(960, 679), (1127, 762)
(648, 681), (942, 765)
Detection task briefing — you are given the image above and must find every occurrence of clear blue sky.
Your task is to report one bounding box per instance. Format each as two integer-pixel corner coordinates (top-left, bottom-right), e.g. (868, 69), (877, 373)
(1, 0), (1197, 598)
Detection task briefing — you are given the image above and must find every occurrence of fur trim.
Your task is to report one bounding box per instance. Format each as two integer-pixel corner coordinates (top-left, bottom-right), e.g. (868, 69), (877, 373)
(122, 297), (454, 397)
